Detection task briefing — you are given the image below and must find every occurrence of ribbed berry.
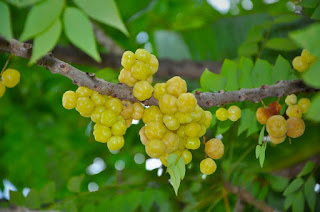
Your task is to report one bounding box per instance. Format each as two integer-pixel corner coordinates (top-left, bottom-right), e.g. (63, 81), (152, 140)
(62, 91), (77, 110)
(133, 81), (153, 101)
(200, 158), (217, 175)
(1, 68), (20, 88)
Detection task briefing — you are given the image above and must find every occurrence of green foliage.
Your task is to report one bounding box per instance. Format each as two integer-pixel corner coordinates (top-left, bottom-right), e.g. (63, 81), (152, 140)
(30, 19), (61, 64)
(255, 126), (266, 167)
(63, 7), (101, 62)
(73, 0), (128, 36)
(20, 0), (64, 41)
(6, 0), (42, 7)
(220, 59), (239, 91)
(292, 191), (305, 212)
(10, 191), (25, 206)
(200, 68), (226, 92)
(297, 161), (315, 177)
(305, 177), (316, 212)
(167, 154), (185, 195)
(265, 37), (299, 51)
(67, 174), (85, 193)
(306, 93), (320, 121)
(25, 189), (41, 209)
(0, 1), (12, 40)
(40, 182), (55, 204)
(271, 55), (292, 83)
(252, 59), (272, 87)
(283, 178), (304, 196)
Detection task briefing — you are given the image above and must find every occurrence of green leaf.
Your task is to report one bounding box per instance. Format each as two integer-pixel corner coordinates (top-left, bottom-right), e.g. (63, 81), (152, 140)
(297, 161), (315, 177)
(141, 189), (155, 212)
(239, 57), (254, 88)
(273, 14), (301, 24)
(95, 68), (119, 83)
(304, 177), (316, 212)
(258, 186), (268, 200)
(284, 194), (294, 210)
(246, 27), (264, 43)
(170, 169), (180, 195)
(283, 178), (304, 196)
(259, 143), (266, 167)
(255, 145), (261, 159)
(177, 157), (186, 180)
(292, 191), (305, 212)
(312, 5), (320, 20)
(302, 59), (320, 88)
(216, 120), (233, 135)
(220, 59), (239, 91)
(63, 7), (101, 62)
(247, 118), (260, 137)
(10, 191), (25, 206)
(30, 19), (61, 64)
(238, 42), (259, 57)
(265, 38), (299, 51)
(306, 93), (320, 121)
(258, 126), (265, 145)
(6, 0), (43, 7)
(252, 59), (272, 87)
(0, 2), (13, 40)
(67, 174), (84, 193)
(290, 24), (320, 56)
(73, 0), (128, 36)
(40, 181), (55, 204)
(167, 154), (178, 169)
(301, 0), (319, 8)
(20, 0), (64, 41)
(200, 69), (226, 92)
(271, 55), (292, 83)
(267, 175), (289, 192)
(25, 189), (41, 209)
(238, 108), (255, 136)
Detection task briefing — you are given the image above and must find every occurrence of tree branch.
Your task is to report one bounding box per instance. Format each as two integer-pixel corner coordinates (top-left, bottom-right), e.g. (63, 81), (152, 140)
(225, 182), (281, 212)
(0, 36), (318, 108)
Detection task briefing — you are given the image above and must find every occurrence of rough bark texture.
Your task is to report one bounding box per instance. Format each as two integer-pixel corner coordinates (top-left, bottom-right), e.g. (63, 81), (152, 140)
(0, 36), (318, 108)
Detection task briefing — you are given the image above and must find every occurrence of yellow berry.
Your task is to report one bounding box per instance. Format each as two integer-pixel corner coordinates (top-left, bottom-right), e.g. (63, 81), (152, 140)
(149, 54), (159, 74)
(166, 76), (187, 97)
(132, 102), (144, 120)
(125, 119), (132, 128)
(62, 91), (77, 109)
(160, 154), (168, 167)
(191, 106), (205, 122)
(185, 137), (200, 150)
(298, 98), (311, 114)
(142, 105), (163, 123)
(153, 83), (166, 101)
(177, 126), (186, 138)
(101, 110), (118, 127)
(176, 93), (197, 113)
(93, 124), (111, 143)
(202, 111), (213, 129)
(292, 56), (309, 72)
(107, 136), (125, 151)
(1, 68), (20, 88)
(163, 115), (180, 131)
(121, 100), (134, 119)
(76, 86), (93, 97)
(133, 81), (153, 101)
(161, 131), (179, 153)
(175, 111), (193, 124)
(216, 108), (228, 121)
(285, 94), (297, 106)
(159, 94), (178, 115)
(139, 126), (149, 145)
(91, 91), (107, 106)
(301, 49), (316, 64)
(269, 134), (286, 144)
(266, 115), (287, 138)
(145, 122), (166, 139)
(0, 83), (5, 98)
(131, 61), (150, 81)
(286, 104), (302, 118)
(197, 124), (206, 137)
(185, 122), (201, 138)
(205, 139), (224, 159)
(111, 120), (127, 136)
(105, 97), (123, 115)
(91, 106), (106, 123)
(145, 139), (166, 158)
(135, 49), (151, 63)
(76, 97), (95, 117)
(118, 68), (138, 87)
(121, 51), (136, 69)
(256, 107), (271, 125)
(181, 149), (192, 165)
(146, 75), (153, 84)
(228, 105), (241, 121)
(287, 117), (305, 138)
(200, 158), (217, 175)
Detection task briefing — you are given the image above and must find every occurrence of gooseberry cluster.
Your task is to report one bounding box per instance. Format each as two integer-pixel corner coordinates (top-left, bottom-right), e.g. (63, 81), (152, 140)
(140, 76), (213, 169)
(256, 94), (310, 144)
(216, 105), (242, 121)
(62, 86), (145, 151)
(0, 68), (21, 98)
(119, 49), (158, 101)
(200, 138), (224, 175)
(292, 49), (316, 72)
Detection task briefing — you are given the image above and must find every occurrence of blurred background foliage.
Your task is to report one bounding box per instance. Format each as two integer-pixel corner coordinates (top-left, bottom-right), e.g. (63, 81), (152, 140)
(1, 0), (320, 211)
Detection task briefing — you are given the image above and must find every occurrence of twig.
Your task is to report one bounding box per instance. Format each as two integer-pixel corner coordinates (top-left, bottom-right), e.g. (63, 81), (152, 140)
(0, 36), (318, 108)
(224, 182), (282, 212)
